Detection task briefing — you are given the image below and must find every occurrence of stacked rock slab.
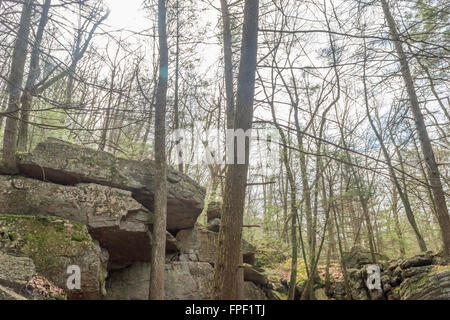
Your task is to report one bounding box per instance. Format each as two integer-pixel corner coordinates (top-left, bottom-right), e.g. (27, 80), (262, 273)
(0, 175), (152, 264)
(331, 248), (450, 300)
(16, 138), (206, 231)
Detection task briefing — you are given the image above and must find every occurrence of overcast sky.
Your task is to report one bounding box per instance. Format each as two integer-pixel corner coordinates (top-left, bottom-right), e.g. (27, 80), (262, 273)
(104, 0), (148, 31)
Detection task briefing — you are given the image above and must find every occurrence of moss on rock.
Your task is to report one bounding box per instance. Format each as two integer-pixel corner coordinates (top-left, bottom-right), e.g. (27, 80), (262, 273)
(0, 215), (103, 299)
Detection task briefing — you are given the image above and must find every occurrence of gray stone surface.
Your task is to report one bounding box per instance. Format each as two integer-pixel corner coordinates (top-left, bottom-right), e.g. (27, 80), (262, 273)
(0, 253), (35, 291)
(105, 261), (214, 300)
(17, 138), (206, 230)
(0, 175), (152, 263)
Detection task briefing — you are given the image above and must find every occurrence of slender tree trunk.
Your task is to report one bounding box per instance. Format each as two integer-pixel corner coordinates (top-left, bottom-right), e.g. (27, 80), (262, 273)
(220, 0), (235, 130)
(213, 0), (259, 300)
(2, 0), (33, 172)
(391, 186), (406, 257)
(381, 0), (450, 256)
(17, 0), (51, 152)
(269, 94), (298, 300)
(331, 189), (351, 300)
(324, 206), (335, 296)
(0, 85), (8, 132)
(174, 0), (183, 172)
(149, 0), (168, 300)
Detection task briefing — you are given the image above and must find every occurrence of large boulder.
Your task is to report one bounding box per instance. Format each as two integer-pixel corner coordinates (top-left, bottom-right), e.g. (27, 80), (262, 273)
(176, 226), (257, 265)
(206, 202), (222, 232)
(244, 265), (269, 287)
(176, 226), (217, 263)
(165, 262), (214, 300)
(342, 247), (372, 269)
(0, 253), (35, 291)
(207, 218), (221, 233)
(105, 262), (150, 300)
(244, 281), (267, 300)
(241, 239), (257, 265)
(400, 252), (433, 269)
(105, 261), (214, 300)
(0, 215), (104, 299)
(0, 175), (179, 265)
(0, 175), (152, 264)
(17, 138), (206, 231)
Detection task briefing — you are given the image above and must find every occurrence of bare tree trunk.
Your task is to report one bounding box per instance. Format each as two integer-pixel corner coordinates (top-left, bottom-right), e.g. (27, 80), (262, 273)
(331, 187), (351, 300)
(381, 0), (450, 256)
(98, 67), (116, 151)
(220, 0), (235, 130)
(269, 93), (299, 300)
(17, 0), (51, 152)
(174, 0), (183, 172)
(149, 0), (168, 300)
(2, 0), (33, 172)
(212, 0), (259, 300)
(391, 185), (406, 257)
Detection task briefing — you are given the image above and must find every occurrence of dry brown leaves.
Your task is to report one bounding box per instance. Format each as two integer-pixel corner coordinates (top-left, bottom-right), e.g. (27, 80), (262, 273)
(25, 274), (66, 299)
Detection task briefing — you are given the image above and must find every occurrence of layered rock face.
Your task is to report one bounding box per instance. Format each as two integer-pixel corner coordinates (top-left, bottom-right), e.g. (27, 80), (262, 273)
(104, 225), (270, 300)
(105, 261), (214, 300)
(16, 138), (206, 231)
(0, 139), (271, 300)
(331, 248), (450, 300)
(0, 176), (152, 264)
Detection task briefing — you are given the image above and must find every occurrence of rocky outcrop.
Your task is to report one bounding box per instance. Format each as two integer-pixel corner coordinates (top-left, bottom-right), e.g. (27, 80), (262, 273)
(17, 138), (206, 231)
(399, 265), (450, 300)
(176, 226), (218, 263)
(244, 265), (269, 287)
(207, 218), (221, 233)
(342, 247), (372, 269)
(104, 226), (269, 300)
(0, 253), (67, 300)
(0, 175), (180, 266)
(331, 249), (450, 300)
(0, 139), (272, 300)
(0, 175), (152, 264)
(0, 215), (104, 299)
(244, 281), (267, 300)
(105, 261), (214, 300)
(0, 253), (35, 293)
(165, 262), (214, 300)
(204, 201), (257, 265)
